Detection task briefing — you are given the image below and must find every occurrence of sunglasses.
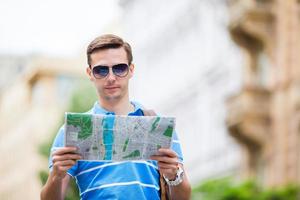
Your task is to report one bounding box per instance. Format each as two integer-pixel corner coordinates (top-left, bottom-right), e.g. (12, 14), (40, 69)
(92, 63), (129, 79)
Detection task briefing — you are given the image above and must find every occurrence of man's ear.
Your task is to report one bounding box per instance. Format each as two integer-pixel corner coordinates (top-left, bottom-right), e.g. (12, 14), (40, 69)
(129, 63), (135, 78)
(86, 67), (93, 81)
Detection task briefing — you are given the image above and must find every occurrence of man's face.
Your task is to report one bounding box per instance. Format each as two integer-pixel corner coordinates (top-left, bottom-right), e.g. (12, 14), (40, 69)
(86, 47), (134, 101)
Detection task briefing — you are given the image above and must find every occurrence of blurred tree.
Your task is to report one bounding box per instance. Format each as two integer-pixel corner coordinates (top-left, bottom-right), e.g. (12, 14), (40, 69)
(192, 177), (300, 200)
(38, 79), (97, 200)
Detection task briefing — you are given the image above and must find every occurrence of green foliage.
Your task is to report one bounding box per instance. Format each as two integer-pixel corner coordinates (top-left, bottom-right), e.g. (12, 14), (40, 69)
(39, 170), (49, 185)
(38, 80), (97, 200)
(68, 80), (98, 113)
(260, 185), (300, 200)
(192, 177), (300, 200)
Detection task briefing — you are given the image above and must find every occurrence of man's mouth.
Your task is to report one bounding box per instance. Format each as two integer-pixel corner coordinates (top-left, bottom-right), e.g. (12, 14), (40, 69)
(104, 86), (120, 90)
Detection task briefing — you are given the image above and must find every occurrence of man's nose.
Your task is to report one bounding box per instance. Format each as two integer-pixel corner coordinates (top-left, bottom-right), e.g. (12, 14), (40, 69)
(106, 69), (116, 82)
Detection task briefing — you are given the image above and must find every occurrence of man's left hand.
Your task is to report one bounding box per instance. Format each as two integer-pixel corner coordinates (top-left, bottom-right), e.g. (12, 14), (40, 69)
(150, 148), (180, 180)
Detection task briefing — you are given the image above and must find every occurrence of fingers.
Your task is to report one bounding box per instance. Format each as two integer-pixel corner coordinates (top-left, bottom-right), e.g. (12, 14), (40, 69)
(157, 148), (177, 157)
(52, 153), (82, 163)
(157, 162), (178, 170)
(52, 147), (82, 165)
(51, 147), (82, 179)
(58, 160), (76, 166)
(52, 147), (81, 163)
(150, 148), (179, 164)
(150, 148), (179, 176)
(53, 160), (76, 169)
(57, 166), (72, 173)
(52, 146), (78, 156)
(150, 148), (180, 179)
(150, 155), (178, 165)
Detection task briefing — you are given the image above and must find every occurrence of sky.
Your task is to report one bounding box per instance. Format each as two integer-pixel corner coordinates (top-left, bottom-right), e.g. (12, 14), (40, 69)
(0, 0), (119, 57)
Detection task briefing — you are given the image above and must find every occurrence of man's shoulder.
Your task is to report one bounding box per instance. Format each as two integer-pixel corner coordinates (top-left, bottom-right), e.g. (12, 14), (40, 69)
(84, 108), (94, 114)
(131, 101), (145, 110)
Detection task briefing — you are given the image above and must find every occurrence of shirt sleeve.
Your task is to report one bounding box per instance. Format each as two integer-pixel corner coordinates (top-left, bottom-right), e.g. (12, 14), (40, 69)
(171, 131), (184, 163)
(48, 125), (78, 177)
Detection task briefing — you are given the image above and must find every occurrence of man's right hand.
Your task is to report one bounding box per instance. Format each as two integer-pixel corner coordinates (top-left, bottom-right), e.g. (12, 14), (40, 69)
(41, 146), (82, 200)
(51, 146), (82, 181)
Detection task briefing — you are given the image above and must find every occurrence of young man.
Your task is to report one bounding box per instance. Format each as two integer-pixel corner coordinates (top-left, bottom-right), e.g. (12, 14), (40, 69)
(40, 34), (191, 200)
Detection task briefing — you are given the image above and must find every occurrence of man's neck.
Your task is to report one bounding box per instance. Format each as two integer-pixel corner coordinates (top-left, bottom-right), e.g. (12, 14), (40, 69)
(98, 96), (134, 115)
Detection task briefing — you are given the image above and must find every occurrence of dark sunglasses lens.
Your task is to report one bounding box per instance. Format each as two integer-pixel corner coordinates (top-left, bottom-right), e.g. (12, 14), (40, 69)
(93, 66), (109, 78)
(112, 64), (128, 77)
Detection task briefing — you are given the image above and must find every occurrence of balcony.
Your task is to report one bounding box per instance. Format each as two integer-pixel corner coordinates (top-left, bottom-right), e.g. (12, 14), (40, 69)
(226, 87), (271, 148)
(228, 0), (275, 52)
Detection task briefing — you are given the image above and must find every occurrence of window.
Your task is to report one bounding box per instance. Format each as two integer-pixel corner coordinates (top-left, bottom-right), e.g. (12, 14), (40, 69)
(256, 52), (271, 88)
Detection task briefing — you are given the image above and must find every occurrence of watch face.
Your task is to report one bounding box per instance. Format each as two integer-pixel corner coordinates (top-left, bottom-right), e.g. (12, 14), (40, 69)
(178, 166), (183, 173)
(177, 166), (184, 179)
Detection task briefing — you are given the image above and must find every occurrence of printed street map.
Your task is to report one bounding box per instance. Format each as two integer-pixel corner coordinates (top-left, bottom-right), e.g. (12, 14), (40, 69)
(64, 113), (175, 161)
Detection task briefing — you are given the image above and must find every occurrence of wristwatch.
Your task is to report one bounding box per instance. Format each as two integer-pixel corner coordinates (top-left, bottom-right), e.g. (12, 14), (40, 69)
(163, 166), (184, 186)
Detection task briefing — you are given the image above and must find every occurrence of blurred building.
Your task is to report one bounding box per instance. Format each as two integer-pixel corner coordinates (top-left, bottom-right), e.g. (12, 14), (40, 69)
(0, 55), (29, 93)
(0, 55), (84, 199)
(118, 0), (244, 184)
(227, 0), (300, 186)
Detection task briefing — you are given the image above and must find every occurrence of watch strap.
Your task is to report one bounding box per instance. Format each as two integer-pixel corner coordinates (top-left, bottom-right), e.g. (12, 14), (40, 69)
(163, 166), (184, 186)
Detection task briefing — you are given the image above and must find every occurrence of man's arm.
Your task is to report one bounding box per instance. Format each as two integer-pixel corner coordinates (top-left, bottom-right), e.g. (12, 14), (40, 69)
(40, 147), (82, 200)
(143, 109), (191, 199)
(151, 148), (191, 200)
(41, 173), (71, 200)
(167, 164), (191, 200)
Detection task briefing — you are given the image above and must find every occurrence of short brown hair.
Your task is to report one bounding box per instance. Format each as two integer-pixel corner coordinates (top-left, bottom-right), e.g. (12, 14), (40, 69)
(86, 34), (133, 67)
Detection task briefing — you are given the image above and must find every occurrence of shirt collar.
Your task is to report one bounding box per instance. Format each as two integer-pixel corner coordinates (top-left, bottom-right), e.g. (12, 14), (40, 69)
(92, 101), (144, 116)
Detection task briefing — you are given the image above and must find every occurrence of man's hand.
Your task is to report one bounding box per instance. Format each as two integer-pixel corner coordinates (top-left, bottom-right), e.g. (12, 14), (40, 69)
(51, 147), (82, 181)
(144, 109), (191, 199)
(41, 147), (82, 200)
(151, 148), (191, 200)
(150, 148), (179, 180)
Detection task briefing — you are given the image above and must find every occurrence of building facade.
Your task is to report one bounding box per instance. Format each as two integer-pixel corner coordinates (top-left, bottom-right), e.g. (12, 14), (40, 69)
(226, 0), (300, 186)
(0, 56), (85, 199)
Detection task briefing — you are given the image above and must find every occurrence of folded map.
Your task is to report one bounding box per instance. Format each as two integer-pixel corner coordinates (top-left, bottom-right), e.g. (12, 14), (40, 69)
(64, 113), (175, 161)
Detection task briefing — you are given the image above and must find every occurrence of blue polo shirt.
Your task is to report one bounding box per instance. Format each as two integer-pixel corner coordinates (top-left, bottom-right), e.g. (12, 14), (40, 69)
(49, 101), (183, 200)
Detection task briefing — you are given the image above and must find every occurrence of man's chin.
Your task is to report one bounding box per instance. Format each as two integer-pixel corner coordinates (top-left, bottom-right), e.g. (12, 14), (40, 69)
(104, 94), (122, 101)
